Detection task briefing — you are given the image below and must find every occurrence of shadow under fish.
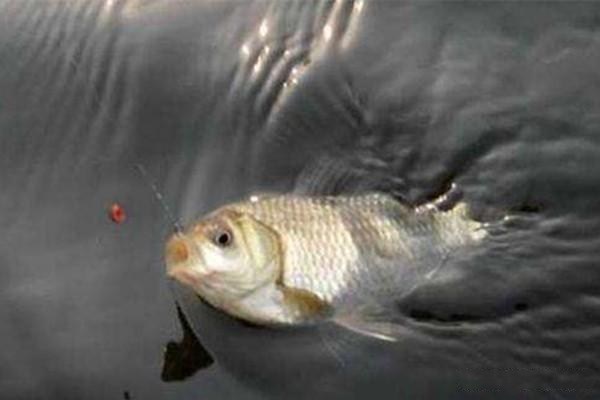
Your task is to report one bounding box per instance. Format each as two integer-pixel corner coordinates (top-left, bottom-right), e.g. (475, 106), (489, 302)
(161, 302), (214, 382)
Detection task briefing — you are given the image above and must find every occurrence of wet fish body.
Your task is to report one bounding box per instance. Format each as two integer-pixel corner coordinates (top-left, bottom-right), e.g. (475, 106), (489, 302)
(233, 194), (484, 305)
(165, 191), (488, 339)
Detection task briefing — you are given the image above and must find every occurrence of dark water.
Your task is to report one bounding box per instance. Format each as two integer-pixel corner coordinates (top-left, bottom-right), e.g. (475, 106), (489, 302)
(2, 1), (600, 399)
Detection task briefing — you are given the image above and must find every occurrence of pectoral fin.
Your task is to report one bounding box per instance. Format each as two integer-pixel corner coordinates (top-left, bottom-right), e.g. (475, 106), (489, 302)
(279, 285), (332, 321)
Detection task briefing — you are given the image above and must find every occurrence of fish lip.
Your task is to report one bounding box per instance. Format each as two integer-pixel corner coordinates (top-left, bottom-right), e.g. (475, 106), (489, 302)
(165, 233), (187, 263)
(165, 233), (205, 268)
(164, 234), (200, 285)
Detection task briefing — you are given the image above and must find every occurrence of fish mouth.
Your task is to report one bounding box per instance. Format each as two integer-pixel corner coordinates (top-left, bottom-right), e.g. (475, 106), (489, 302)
(165, 233), (214, 290)
(165, 234), (200, 284)
(165, 234), (193, 267)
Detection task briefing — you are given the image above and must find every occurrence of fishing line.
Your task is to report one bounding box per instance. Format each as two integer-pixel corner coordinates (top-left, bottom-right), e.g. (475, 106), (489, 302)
(134, 162), (184, 302)
(134, 163), (184, 234)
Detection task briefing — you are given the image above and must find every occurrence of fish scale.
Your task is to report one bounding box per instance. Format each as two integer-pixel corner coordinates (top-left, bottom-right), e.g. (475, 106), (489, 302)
(232, 192), (486, 307)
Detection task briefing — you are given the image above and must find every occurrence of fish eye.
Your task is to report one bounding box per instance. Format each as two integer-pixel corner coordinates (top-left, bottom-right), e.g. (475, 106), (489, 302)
(213, 229), (233, 248)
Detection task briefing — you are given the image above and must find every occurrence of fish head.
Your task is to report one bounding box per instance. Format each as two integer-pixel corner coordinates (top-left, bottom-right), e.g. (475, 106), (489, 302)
(165, 207), (282, 315)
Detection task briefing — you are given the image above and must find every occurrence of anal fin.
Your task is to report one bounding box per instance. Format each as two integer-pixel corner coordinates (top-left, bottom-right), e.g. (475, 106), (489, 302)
(333, 303), (407, 342)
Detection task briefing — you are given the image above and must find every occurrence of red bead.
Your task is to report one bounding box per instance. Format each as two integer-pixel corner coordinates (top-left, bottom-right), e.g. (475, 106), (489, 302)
(109, 203), (126, 224)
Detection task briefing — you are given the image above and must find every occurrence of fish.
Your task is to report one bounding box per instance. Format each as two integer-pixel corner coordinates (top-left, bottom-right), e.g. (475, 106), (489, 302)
(164, 188), (492, 341)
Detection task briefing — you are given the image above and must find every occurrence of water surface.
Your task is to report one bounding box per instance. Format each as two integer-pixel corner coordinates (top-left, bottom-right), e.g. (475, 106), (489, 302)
(1, 1), (600, 399)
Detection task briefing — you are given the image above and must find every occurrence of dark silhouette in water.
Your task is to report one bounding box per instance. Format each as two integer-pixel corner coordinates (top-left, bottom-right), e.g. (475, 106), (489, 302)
(161, 303), (214, 382)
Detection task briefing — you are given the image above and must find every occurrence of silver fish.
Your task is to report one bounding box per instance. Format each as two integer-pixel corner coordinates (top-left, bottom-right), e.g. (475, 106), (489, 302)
(165, 189), (489, 340)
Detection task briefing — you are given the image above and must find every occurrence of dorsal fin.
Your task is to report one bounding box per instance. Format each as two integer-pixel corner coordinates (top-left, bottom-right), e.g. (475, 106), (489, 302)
(293, 154), (408, 201)
(415, 182), (463, 213)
